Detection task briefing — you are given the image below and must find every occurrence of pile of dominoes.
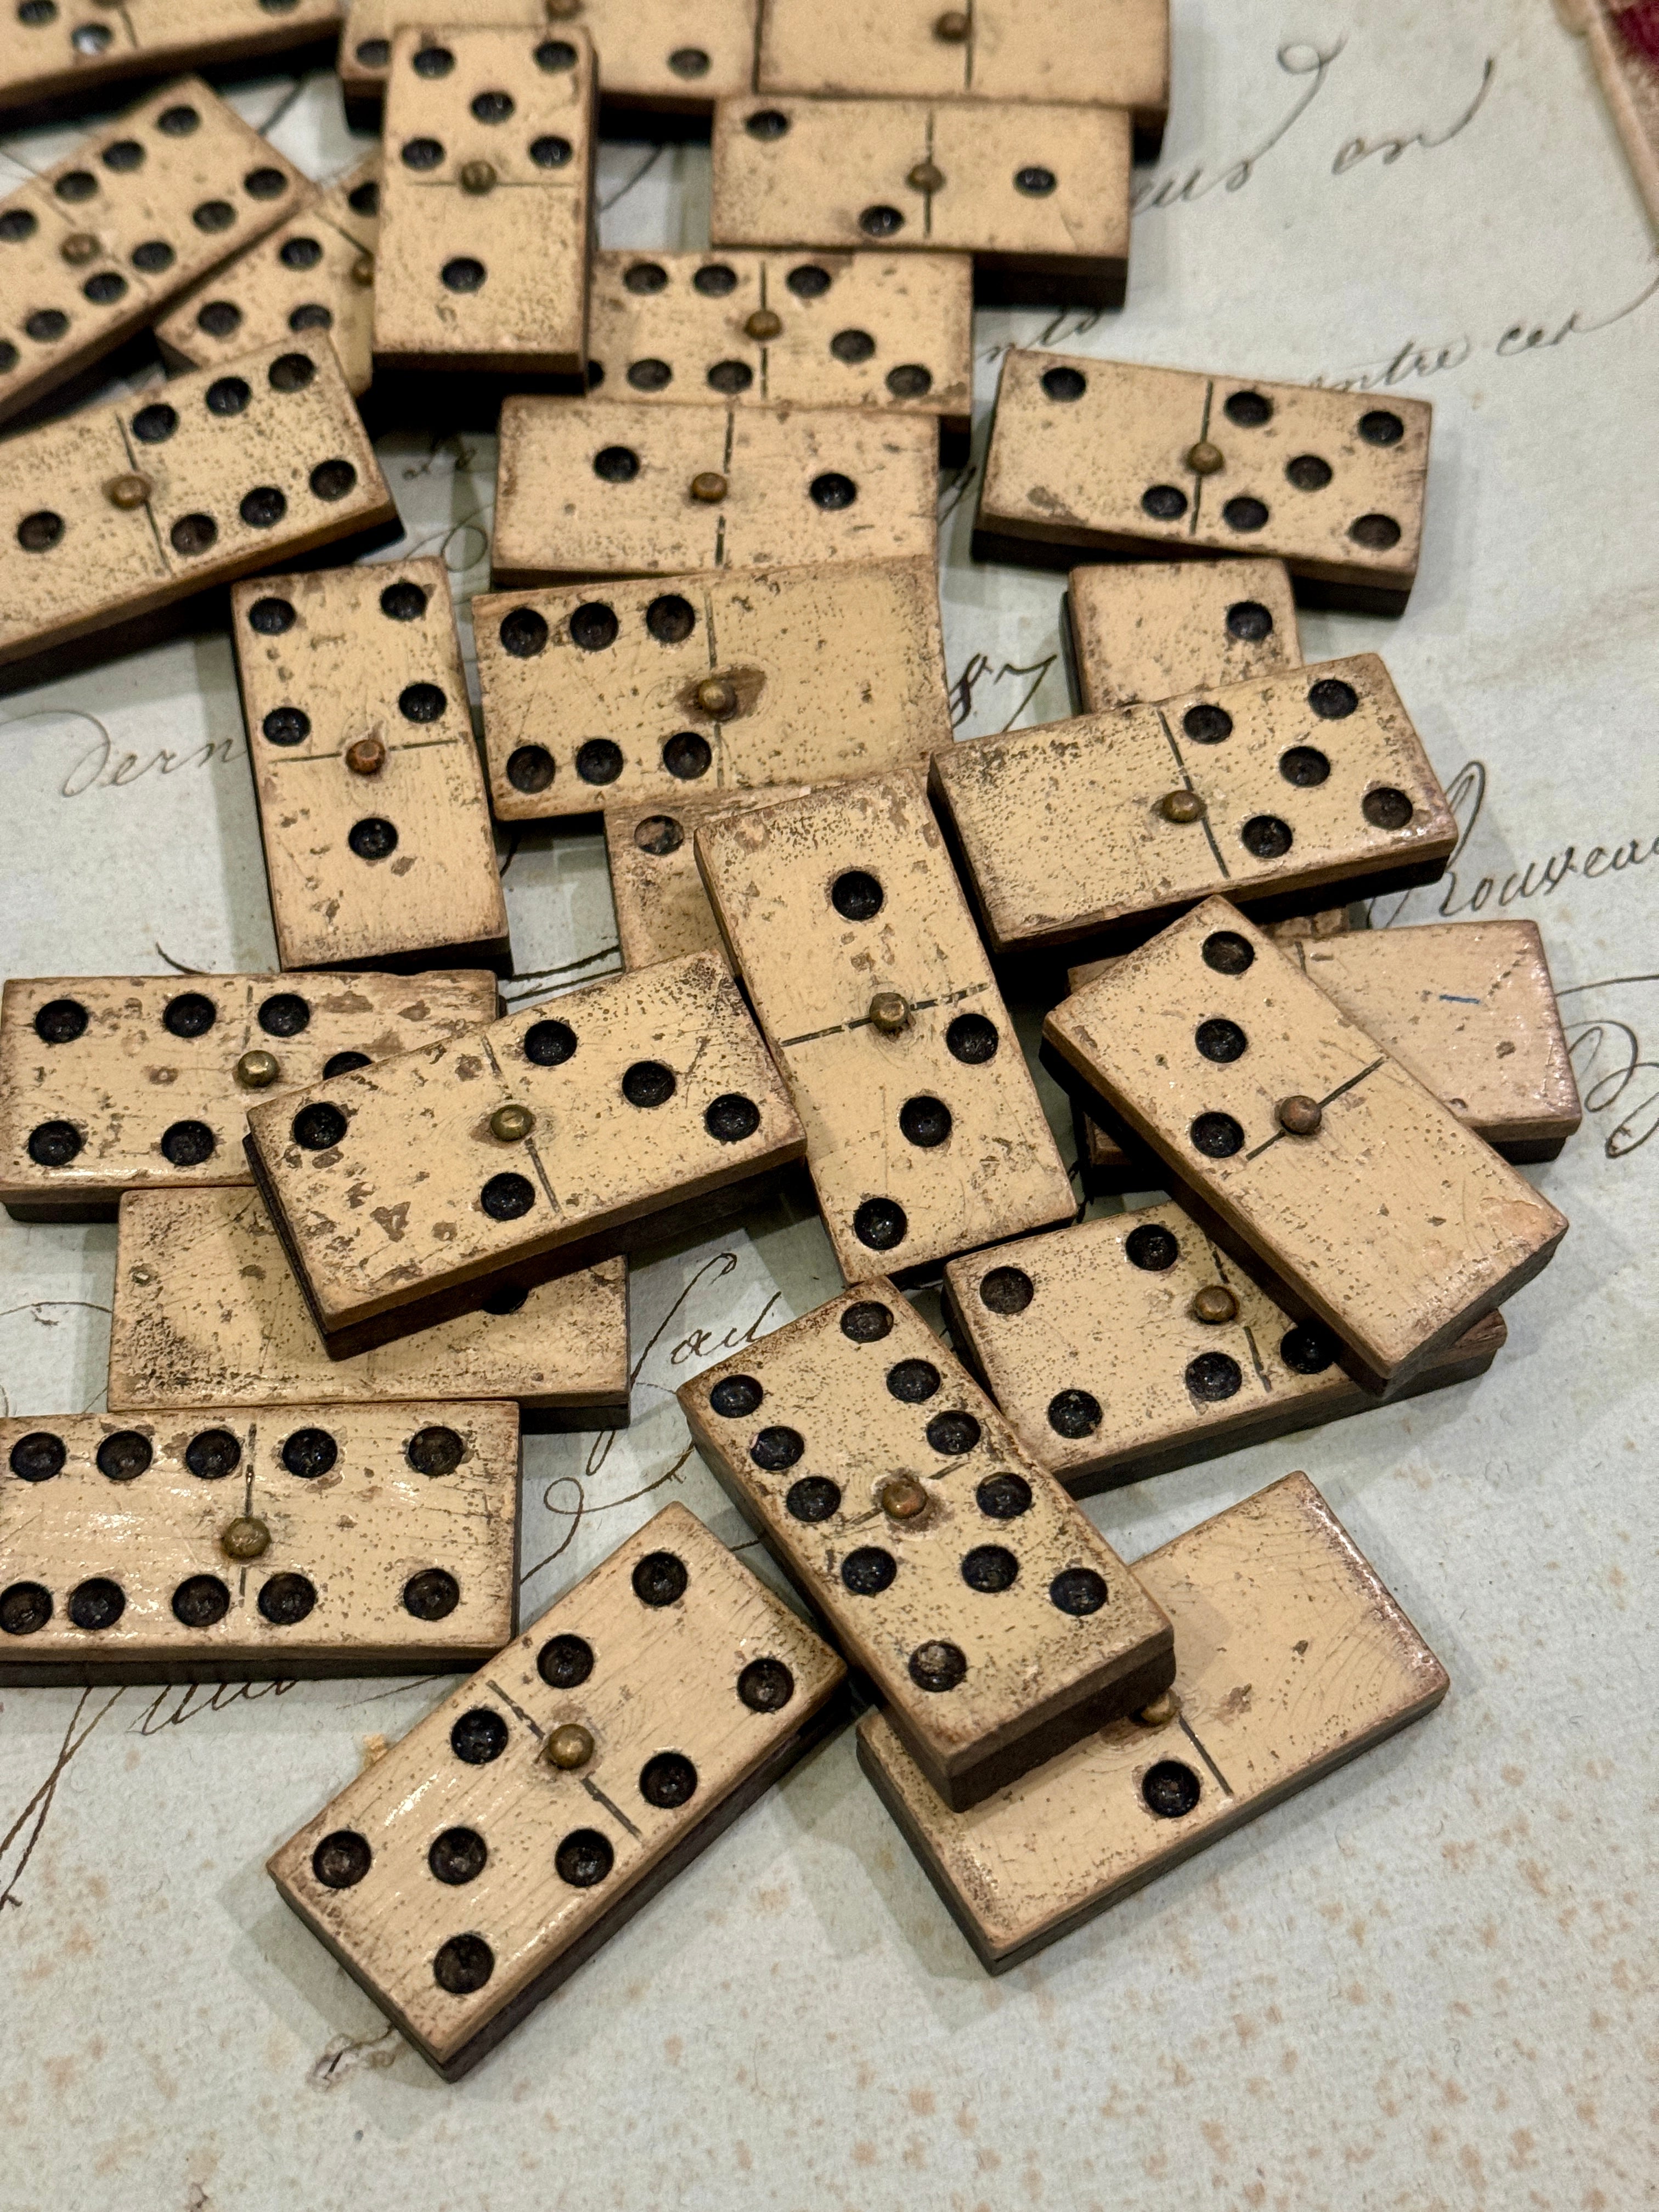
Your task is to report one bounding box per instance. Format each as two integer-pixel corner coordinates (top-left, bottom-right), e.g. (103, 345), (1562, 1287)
(0, 0), (1576, 2083)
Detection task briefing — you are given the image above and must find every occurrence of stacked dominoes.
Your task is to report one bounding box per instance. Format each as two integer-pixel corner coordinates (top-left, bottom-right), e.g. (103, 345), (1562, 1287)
(0, 1), (1579, 2083)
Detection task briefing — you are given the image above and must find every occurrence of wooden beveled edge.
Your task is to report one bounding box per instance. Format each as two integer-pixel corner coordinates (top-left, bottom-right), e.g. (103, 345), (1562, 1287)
(857, 1469), (1450, 1971)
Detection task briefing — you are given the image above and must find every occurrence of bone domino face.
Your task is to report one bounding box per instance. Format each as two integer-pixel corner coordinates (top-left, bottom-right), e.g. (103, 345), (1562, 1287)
(693, 772), (1075, 1282)
(156, 155), (381, 396)
(0, 969), (498, 1221)
(856, 1471), (1449, 1970)
(1070, 918), (1583, 1174)
(586, 249), (973, 433)
(1066, 557), (1302, 714)
(755, 0), (1170, 137)
(230, 558), (510, 973)
(944, 1205), (1506, 1494)
(678, 1285), (1174, 1809)
(109, 1184), (629, 1421)
(0, 2), (340, 123)
(929, 654), (1457, 955)
(710, 98), (1130, 308)
(0, 1402), (520, 1686)
(605, 787), (814, 971)
(1041, 898), (1568, 1386)
(491, 397), (939, 586)
(0, 336), (395, 680)
(340, 0), (757, 121)
(0, 77), (307, 426)
(476, 558), (946, 822)
(244, 951), (805, 1340)
(975, 350), (1432, 610)
(374, 25), (594, 376)
(267, 1503), (845, 2079)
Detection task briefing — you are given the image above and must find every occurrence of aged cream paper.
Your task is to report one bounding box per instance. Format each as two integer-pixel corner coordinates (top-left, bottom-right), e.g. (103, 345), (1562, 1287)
(2, 3), (1656, 2204)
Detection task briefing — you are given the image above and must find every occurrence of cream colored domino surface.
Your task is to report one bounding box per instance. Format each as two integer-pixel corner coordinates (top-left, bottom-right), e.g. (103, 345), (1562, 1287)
(340, 0), (757, 123)
(0, 968), (497, 1222)
(0, 336), (395, 681)
(109, 1184), (628, 1423)
(1066, 557), (1301, 714)
(710, 97), (1131, 308)
(0, 77), (306, 426)
(857, 1471), (1448, 1971)
(974, 349), (1432, 612)
(268, 1503), (846, 2080)
(340, 0), (550, 120)
(156, 155), (380, 396)
(605, 788), (812, 970)
(944, 1205), (1506, 1494)
(694, 772), (1075, 1283)
(0, 1402), (520, 1686)
(375, 24), (594, 377)
(491, 398), (938, 586)
(476, 557), (946, 821)
(929, 655), (1457, 956)
(230, 558), (510, 974)
(1070, 918), (1584, 1172)
(678, 1283), (1173, 1810)
(587, 249), (972, 436)
(1041, 898), (1568, 1389)
(0, 0), (340, 126)
(245, 951), (806, 1351)
(756, 0), (1169, 143)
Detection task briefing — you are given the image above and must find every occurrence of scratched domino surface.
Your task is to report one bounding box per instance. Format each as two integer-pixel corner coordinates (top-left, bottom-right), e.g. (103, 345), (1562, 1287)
(585, 247), (974, 435)
(0, 76), (306, 425)
(0, 967), (498, 1217)
(374, 24), (594, 377)
(929, 652), (1458, 954)
(474, 557), (947, 821)
(0, 5), (1654, 2204)
(0, 1401), (521, 1684)
(155, 153), (381, 395)
(974, 347), (1433, 609)
(229, 557), (509, 972)
(268, 1503), (845, 2077)
(0, 1), (340, 123)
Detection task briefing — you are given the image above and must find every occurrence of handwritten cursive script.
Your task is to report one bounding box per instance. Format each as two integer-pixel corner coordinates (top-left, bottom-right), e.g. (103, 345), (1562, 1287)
(1133, 41), (1345, 212)
(1376, 762), (1659, 928)
(1331, 57), (1494, 174)
(1562, 976), (1659, 1160)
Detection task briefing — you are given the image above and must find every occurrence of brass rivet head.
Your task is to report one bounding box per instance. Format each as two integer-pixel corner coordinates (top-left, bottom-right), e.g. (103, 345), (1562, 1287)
(104, 472), (151, 510)
(460, 160), (497, 195)
(1158, 789), (1205, 824)
(61, 230), (100, 266)
(695, 676), (738, 718)
(490, 1103), (535, 1143)
(1192, 1284), (1238, 1325)
(235, 1049), (280, 1091)
(1186, 439), (1224, 476)
(906, 159), (946, 194)
(345, 735), (386, 776)
(350, 251), (375, 287)
(1137, 1689), (1181, 1727)
(867, 991), (910, 1035)
(744, 307), (782, 341)
(690, 471), (727, 504)
(934, 8), (971, 38)
(544, 1722), (594, 1770)
(221, 1515), (270, 1562)
(1277, 1094), (1323, 1136)
(879, 1476), (928, 1522)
